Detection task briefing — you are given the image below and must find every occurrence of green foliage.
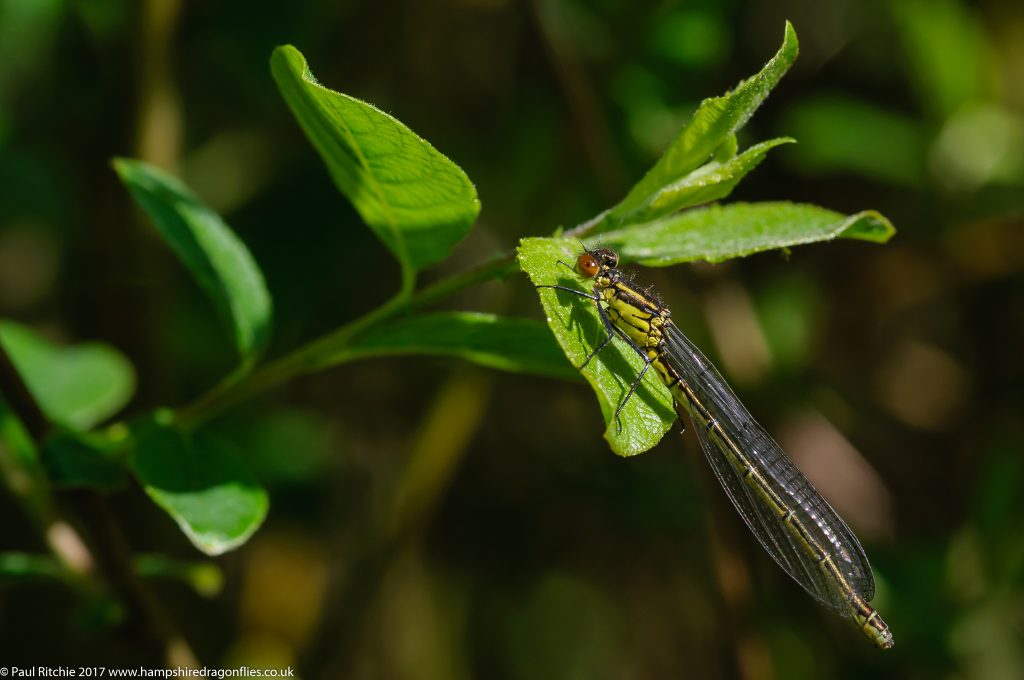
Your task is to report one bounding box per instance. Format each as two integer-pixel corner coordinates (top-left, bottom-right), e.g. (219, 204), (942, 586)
(0, 23), (897, 559)
(516, 201), (893, 454)
(131, 422), (268, 556)
(0, 395), (39, 468)
(517, 238), (675, 456)
(133, 554), (224, 597)
(0, 550), (223, 598)
(41, 429), (127, 489)
(516, 24), (891, 453)
(345, 312), (577, 380)
(8, 1), (1024, 671)
(270, 45), (481, 281)
(113, 158), (273, 366)
(613, 137), (795, 225)
(601, 21), (798, 232)
(601, 202), (894, 266)
(0, 319), (135, 430)
(0, 551), (65, 582)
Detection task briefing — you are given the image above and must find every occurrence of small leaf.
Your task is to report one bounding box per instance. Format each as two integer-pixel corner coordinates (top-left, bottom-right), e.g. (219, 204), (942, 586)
(0, 552), (65, 582)
(131, 423), (268, 556)
(517, 238), (676, 457)
(270, 45), (480, 274)
(713, 134), (739, 163)
(606, 21), (798, 228)
(0, 397), (40, 468)
(112, 158), (272, 364)
(344, 312), (578, 380)
(601, 202), (896, 266)
(134, 554), (224, 597)
(0, 320), (136, 430)
(41, 429), (127, 489)
(620, 137), (794, 224)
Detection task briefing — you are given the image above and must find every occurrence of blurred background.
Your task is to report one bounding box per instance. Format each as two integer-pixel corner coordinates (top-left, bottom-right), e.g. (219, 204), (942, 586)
(1, 0), (1023, 677)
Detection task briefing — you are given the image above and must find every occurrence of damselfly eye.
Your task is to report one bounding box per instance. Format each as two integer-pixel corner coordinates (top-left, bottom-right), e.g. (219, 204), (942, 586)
(576, 253), (600, 278)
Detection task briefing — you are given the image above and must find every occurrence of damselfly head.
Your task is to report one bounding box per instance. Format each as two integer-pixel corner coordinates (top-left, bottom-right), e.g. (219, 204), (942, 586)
(576, 253), (600, 278)
(576, 248), (618, 278)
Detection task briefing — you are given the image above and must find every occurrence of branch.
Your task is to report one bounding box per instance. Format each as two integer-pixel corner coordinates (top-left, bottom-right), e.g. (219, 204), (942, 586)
(0, 338), (51, 442)
(173, 252), (520, 427)
(0, 336), (198, 667)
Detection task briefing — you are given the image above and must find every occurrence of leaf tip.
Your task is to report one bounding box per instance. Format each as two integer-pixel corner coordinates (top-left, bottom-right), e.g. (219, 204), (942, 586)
(270, 44), (311, 85)
(110, 156), (139, 182)
(856, 210), (897, 242)
(270, 44), (302, 64)
(783, 20), (799, 57)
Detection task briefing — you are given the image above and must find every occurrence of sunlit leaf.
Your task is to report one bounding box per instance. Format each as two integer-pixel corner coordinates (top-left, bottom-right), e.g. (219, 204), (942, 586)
(617, 137), (794, 224)
(113, 158), (272, 365)
(516, 238), (676, 457)
(518, 200), (894, 454)
(601, 202), (895, 265)
(132, 423), (268, 556)
(0, 320), (135, 430)
(601, 21), (798, 231)
(270, 45), (480, 275)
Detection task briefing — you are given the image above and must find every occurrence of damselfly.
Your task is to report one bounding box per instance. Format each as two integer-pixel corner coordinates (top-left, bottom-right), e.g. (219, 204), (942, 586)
(538, 246), (893, 649)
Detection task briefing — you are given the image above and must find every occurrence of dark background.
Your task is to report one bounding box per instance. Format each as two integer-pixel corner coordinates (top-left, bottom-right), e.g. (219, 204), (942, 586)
(1, 0), (1023, 677)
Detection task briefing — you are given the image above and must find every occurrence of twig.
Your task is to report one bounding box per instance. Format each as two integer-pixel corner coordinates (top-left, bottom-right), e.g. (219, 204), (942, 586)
(86, 495), (199, 668)
(173, 253), (520, 427)
(0, 339), (98, 591)
(0, 339), (50, 442)
(0, 336), (198, 667)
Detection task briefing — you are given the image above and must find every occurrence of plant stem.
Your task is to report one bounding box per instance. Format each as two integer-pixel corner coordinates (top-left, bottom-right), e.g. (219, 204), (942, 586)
(0, 340), (97, 592)
(0, 338), (198, 667)
(0, 339), (51, 443)
(174, 251), (519, 427)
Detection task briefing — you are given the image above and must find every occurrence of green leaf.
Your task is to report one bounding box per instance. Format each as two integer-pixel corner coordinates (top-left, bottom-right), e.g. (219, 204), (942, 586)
(112, 158), (272, 364)
(0, 395), (40, 468)
(0, 320), (136, 430)
(605, 21), (798, 229)
(270, 45), (480, 275)
(40, 429), (127, 490)
(616, 137), (794, 224)
(134, 554), (224, 597)
(516, 238), (676, 457)
(344, 312), (578, 380)
(131, 423), (268, 556)
(600, 202), (896, 266)
(0, 552), (65, 582)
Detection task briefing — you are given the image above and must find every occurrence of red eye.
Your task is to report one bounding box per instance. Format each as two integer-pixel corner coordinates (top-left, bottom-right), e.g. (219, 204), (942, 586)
(576, 253), (599, 278)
